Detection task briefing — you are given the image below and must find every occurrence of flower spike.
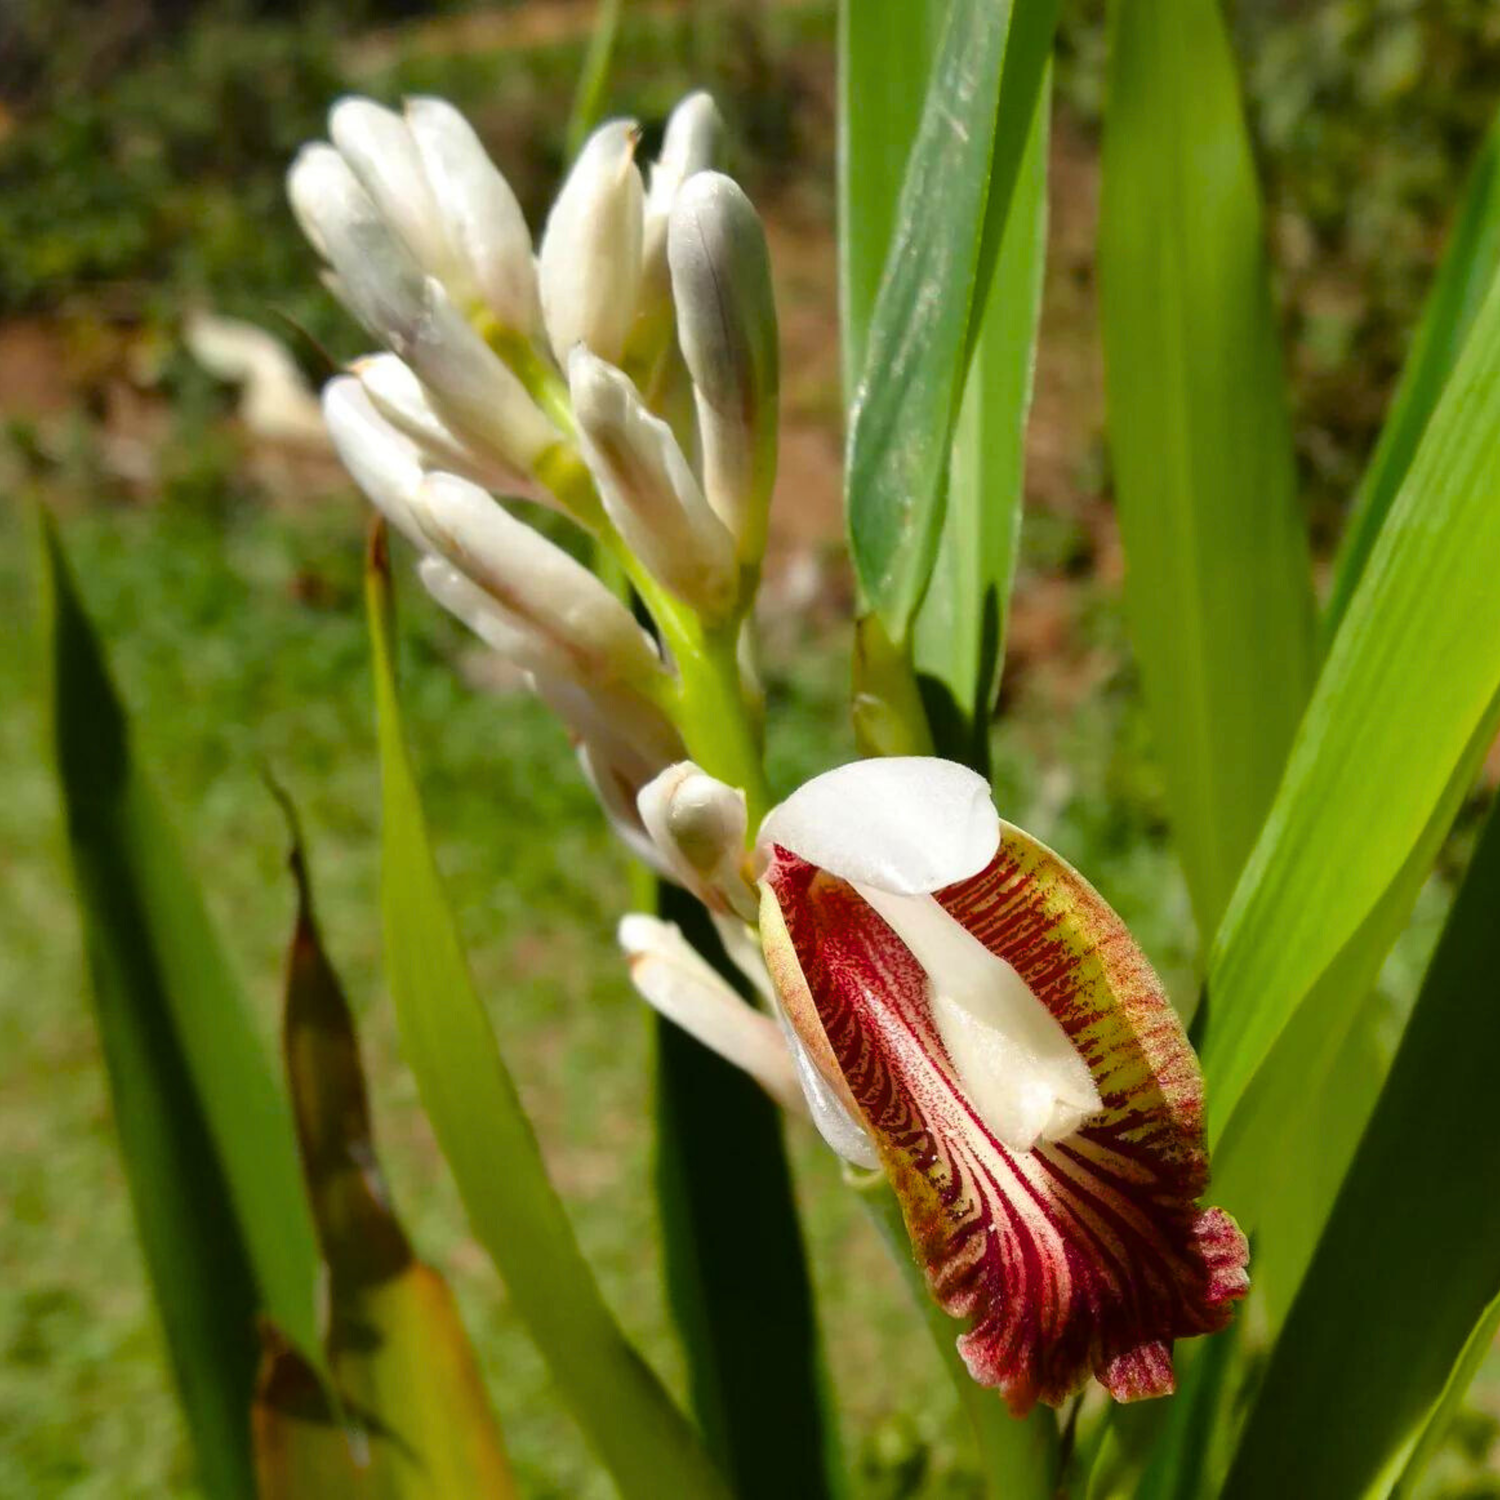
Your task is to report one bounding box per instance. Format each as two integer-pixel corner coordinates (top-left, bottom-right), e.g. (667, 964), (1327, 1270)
(758, 758), (1248, 1414)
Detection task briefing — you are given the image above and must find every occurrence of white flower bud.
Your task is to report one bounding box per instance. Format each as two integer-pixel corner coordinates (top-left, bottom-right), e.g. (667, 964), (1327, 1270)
(538, 119), (645, 365)
(320, 377), (427, 549)
(417, 556), (578, 682)
(398, 277), (562, 476)
(637, 761), (755, 920)
(329, 97), (465, 295)
(409, 472), (662, 685)
(642, 92), (723, 293)
(618, 914), (803, 1114)
(355, 352), (538, 497)
(568, 347), (737, 618)
(288, 143), (427, 341)
(668, 172), (779, 561)
(405, 96), (542, 338)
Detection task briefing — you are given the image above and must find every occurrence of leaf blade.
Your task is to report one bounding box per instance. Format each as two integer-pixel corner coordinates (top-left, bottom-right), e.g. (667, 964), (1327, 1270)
(39, 511), (322, 1500)
(1221, 797), (1500, 1498)
(1098, 0), (1317, 940)
(364, 525), (728, 1500)
(846, 0), (1059, 640)
(1324, 105), (1500, 642)
(836, 0), (942, 403)
(912, 62), (1050, 772)
(281, 824), (516, 1498)
(1203, 261), (1500, 1141)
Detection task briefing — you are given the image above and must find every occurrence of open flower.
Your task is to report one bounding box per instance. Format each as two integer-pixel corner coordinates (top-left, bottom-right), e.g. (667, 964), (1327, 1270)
(623, 756), (1248, 1414)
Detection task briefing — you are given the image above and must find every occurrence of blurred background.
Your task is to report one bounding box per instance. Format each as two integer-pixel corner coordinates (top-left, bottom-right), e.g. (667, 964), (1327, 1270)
(3, 0), (1500, 1494)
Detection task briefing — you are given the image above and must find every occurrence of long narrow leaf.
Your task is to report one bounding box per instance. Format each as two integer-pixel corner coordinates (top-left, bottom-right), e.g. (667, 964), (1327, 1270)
(1222, 796), (1500, 1498)
(846, 0), (1058, 641)
(1202, 261), (1500, 1141)
(836, 0), (942, 403)
(652, 886), (842, 1498)
(1099, 0), (1317, 942)
(1323, 105), (1500, 641)
(1391, 1287), (1500, 1499)
(281, 826), (515, 1497)
(252, 1333), (361, 1499)
(364, 524), (727, 1500)
(39, 512), (321, 1500)
(912, 64), (1050, 773)
(1210, 687), (1500, 1315)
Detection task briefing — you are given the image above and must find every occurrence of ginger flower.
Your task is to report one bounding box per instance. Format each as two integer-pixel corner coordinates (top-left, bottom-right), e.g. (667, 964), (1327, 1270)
(625, 757), (1249, 1413)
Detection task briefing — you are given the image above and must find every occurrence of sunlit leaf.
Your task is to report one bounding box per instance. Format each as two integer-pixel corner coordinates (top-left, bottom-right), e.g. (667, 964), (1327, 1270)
(364, 523), (727, 1500)
(1202, 263), (1500, 1142)
(836, 0), (943, 402)
(1222, 798), (1500, 1498)
(846, 0), (1058, 640)
(39, 510), (321, 1500)
(912, 63), (1050, 773)
(1324, 105), (1500, 641)
(1099, 0), (1317, 941)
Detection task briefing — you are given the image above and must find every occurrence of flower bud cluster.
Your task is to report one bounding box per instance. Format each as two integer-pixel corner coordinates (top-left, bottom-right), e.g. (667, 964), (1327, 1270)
(291, 92), (779, 859)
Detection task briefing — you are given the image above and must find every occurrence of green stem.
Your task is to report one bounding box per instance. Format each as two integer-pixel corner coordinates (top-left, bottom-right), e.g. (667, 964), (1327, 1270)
(856, 1176), (1058, 1500)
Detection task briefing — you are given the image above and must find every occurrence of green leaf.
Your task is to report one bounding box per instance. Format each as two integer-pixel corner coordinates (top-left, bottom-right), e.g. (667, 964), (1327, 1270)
(836, 0), (943, 403)
(364, 524), (728, 1500)
(1099, 0), (1317, 942)
(1221, 796), (1500, 1499)
(38, 511), (321, 1500)
(280, 822), (516, 1497)
(1323, 106), (1500, 643)
(912, 63), (1050, 773)
(1202, 261), (1500, 1142)
(653, 886), (843, 1499)
(1209, 688), (1500, 1317)
(845, 0), (1059, 641)
(1391, 1287), (1500, 1499)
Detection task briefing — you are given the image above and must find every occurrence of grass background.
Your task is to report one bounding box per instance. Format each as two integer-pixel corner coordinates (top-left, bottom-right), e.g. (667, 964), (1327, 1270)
(1, 1), (1498, 1494)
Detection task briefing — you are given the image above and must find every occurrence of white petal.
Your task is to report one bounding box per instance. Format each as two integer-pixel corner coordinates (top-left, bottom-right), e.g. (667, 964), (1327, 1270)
(355, 352), (536, 496)
(538, 119), (645, 365)
(330, 97), (461, 290)
(405, 96), (541, 336)
(851, 886), (1101, 1153)
(667, 172), (778, 556)
(320, 377), (426, 549)
(642, 92), (723, 284)
(417, 556), (575, 680)
(775, 1011), (880, 1169)
(568, 347), (737, 616)
(397, 278), (561, 473)
(288, 144), (426, 340)
(758, 757), (1000, 895)
(636, 762), (755, 919)
(410, 472), (661, 685)
(619, 915), (803, 1113)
